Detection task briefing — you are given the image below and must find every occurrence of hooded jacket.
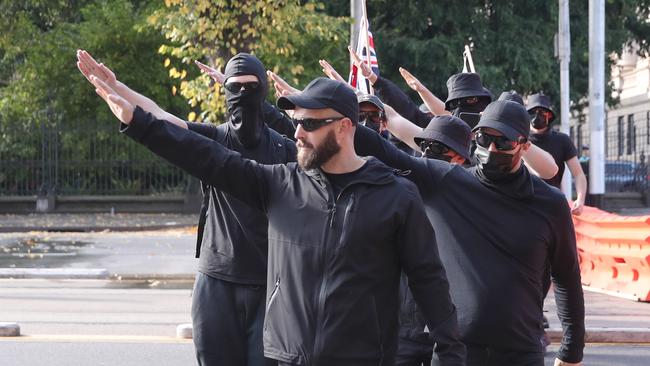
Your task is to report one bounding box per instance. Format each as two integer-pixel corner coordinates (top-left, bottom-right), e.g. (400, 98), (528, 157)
(353, 125), (585, 363)
(122, 107), (465, 366)
(188, 53), (296, 285)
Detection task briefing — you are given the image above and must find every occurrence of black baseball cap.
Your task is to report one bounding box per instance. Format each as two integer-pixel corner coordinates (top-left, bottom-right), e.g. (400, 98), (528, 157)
(357, 93), (384, 111)
(277, 78), (359, 123)
(497, 90), (524, 105)
(526, 93), (555, 122)
(414, 115), (472, 160)
(445, 73), (492, 110)
(473, 101), (530, 140)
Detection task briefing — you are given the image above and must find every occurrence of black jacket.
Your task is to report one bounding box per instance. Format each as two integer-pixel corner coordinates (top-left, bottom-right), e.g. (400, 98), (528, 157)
(354, 125), (585, 363)
(123, 107), (465, 366)
(187, 121), (295, 284)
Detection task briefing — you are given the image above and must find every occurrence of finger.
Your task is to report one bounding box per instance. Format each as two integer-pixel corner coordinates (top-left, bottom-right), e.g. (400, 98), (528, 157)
(398, 67), (413, 79)
(90, 75), (115, 95)
(77, 62), (92, 81)
(348, 46), (362, 65)
(95, 88), (109, 102)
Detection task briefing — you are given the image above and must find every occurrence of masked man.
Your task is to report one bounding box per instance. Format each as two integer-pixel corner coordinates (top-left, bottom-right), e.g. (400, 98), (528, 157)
(353, 101), (585, 366)
(77, 51), (295, 366)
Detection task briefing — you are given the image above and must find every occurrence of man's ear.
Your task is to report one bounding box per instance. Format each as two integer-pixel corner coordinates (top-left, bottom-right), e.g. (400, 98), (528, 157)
(339, 117), (353, 133)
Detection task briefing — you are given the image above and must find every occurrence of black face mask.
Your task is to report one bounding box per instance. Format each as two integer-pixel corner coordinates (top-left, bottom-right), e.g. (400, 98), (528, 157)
(223, 53), (268, 148)
(473, 145), (534, 199)
(361, 119), (381, 133)
(225, 86), (264, 147)
(422, 150), (452, 162)
(530, 112), (549, 130)
(474, 145), (519, 179)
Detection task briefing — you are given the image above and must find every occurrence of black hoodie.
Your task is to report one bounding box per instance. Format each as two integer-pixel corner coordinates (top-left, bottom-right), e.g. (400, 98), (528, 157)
(187, 53), (296, 285)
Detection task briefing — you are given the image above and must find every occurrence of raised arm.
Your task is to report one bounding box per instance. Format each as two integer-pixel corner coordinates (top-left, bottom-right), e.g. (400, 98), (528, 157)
(522, 144), (559, 180)
(398, 67), (449, 117)
(383, 104), (423, 152)
(77, 50), (188, 129)
(88, 75), (277, 212)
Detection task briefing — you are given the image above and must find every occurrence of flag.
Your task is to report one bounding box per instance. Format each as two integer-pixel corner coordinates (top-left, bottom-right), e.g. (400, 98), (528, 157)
(349, 16), (379, 94)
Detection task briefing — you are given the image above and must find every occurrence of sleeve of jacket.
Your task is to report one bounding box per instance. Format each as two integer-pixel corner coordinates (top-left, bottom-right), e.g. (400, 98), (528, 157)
(354, 125), (434, 191)
(373, 76), (433, 128)
(264, 101), (296, 139)
(121, 106), (280, 212)
(186, 121), (221, 140)
(397, 184), (466, 366)
(550, 201), (585, 363)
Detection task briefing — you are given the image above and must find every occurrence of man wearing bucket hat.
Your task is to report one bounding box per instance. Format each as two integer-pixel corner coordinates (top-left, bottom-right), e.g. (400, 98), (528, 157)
(413, 115), (472, 165)
(353, 100), (585, 366)
(526, 93), (587, 215)
(498, 90), (525, 105)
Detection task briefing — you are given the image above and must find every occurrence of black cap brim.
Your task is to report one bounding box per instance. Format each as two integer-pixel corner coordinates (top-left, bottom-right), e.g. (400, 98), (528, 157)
(277, 94), (329, 111)
(473, 119), (522, 141)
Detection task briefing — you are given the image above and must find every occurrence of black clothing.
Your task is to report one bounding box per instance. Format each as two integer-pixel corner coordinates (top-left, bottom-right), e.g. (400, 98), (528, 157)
(373, 76), (433, 128)
(529, 129), (577, 189)
(322, 163), (368, 198)
(187, 121), (296, 284)
(191, 273), (274, 366)
(123, 107), (465, 366)
(465, 345), (543, 366)
(224, 53), (269, 148)
(354, 125), (585, 363)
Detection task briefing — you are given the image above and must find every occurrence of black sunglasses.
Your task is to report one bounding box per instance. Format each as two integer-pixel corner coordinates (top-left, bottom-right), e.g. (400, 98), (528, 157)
(224, 81), (260, 93)
(475, 130), (525, 151)
(447, 96), (481, 110)
(359, 111), (385, 124)
(419, 140), (450, 155)
(291, 117), (344, 132)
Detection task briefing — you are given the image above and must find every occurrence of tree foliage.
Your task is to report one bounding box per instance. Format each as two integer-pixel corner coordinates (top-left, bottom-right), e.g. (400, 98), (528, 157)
(326, 0), (650, 113)
(149, 0), (349, 123)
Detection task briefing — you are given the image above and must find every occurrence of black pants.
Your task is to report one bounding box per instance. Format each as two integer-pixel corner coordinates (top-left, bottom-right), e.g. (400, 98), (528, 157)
(395, 336), (434, 366)
(191, 272), (276, 366)
(463, 345), (544, 366)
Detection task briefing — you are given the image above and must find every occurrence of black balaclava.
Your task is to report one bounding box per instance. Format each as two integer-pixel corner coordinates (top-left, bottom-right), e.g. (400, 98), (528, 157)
(223, 53), (268, 148)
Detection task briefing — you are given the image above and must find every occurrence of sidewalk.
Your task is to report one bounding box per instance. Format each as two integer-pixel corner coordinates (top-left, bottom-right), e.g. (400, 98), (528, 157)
(545, 289), (650, 342)
(0, 213), (196, 233)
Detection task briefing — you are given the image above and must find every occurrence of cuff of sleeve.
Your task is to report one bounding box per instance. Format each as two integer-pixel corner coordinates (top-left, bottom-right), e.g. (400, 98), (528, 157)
(119, 105), (151, 142)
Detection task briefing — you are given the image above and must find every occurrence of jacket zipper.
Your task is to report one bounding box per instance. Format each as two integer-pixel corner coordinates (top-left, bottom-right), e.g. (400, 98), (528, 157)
(266, 277), (280, 312)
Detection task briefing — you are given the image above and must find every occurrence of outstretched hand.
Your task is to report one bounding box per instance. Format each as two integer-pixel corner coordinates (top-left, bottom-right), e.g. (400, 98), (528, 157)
(571, 200), (584, 216)
(89, 75), (134, 124)
(399, 67), (424, 92)
(267, 71), (300, 98)
(319, 59), (346, 83)
(348, 46), (376, 82)
(77, 50), (117, 88)
(195, 60), (226, 85)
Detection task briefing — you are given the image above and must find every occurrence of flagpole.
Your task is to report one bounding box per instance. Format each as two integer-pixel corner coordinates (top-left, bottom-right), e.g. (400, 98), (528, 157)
(361, 0), (374, 94)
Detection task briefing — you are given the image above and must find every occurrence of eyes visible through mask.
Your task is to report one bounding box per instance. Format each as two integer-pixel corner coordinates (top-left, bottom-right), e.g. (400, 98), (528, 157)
(224, 81), (260, 93)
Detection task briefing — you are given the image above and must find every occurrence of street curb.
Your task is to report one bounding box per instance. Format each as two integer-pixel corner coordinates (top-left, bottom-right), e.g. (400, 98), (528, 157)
(0, 224), (193, 233)
(548, 327), (650, 343)
(0, 268), (109, 279)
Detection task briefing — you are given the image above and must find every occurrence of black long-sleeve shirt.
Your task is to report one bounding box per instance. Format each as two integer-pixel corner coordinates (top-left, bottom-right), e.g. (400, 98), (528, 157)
(373, 76), (434, 128)
(354, 126), (585, 363)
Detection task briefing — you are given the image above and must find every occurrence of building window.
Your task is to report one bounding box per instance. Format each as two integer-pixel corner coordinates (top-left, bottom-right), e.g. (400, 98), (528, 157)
(618, 116), (625, 156)
(627, 114), (635, 155)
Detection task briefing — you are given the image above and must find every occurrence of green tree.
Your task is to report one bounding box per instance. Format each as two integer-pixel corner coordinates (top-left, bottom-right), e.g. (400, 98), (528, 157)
(149, 0), (349, 123)
(325, 0), (650, 113)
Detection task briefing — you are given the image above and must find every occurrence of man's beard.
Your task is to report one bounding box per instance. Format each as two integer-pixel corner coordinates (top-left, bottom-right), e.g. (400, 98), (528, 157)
(297, 130), (341, 170)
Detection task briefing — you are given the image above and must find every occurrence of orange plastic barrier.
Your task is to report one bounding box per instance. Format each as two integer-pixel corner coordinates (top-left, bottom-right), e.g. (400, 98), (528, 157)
(572, 206), (650, 302)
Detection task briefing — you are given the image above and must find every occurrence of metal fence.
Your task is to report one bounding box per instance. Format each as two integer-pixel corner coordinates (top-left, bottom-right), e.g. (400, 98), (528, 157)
(571, 109), (650, 193)
(0, 119), (188, 196)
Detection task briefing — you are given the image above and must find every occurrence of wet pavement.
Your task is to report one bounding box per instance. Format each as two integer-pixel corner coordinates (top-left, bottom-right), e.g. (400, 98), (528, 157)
(0, 231), (197, 277)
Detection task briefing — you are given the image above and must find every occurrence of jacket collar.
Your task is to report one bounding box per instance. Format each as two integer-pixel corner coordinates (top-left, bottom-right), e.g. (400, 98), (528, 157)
(304, 157), (399, 187)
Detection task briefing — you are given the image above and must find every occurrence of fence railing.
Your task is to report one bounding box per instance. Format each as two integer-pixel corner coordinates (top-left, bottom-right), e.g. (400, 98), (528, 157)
(0, 120), (188, 196)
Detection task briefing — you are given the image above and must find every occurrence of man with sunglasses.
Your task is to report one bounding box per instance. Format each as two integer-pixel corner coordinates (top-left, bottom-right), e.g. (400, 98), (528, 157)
(77, 51), (296, 366)
(526, 93), (587, 215)
(353, 100), (585, 366)
(88, 75), (466, 366)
